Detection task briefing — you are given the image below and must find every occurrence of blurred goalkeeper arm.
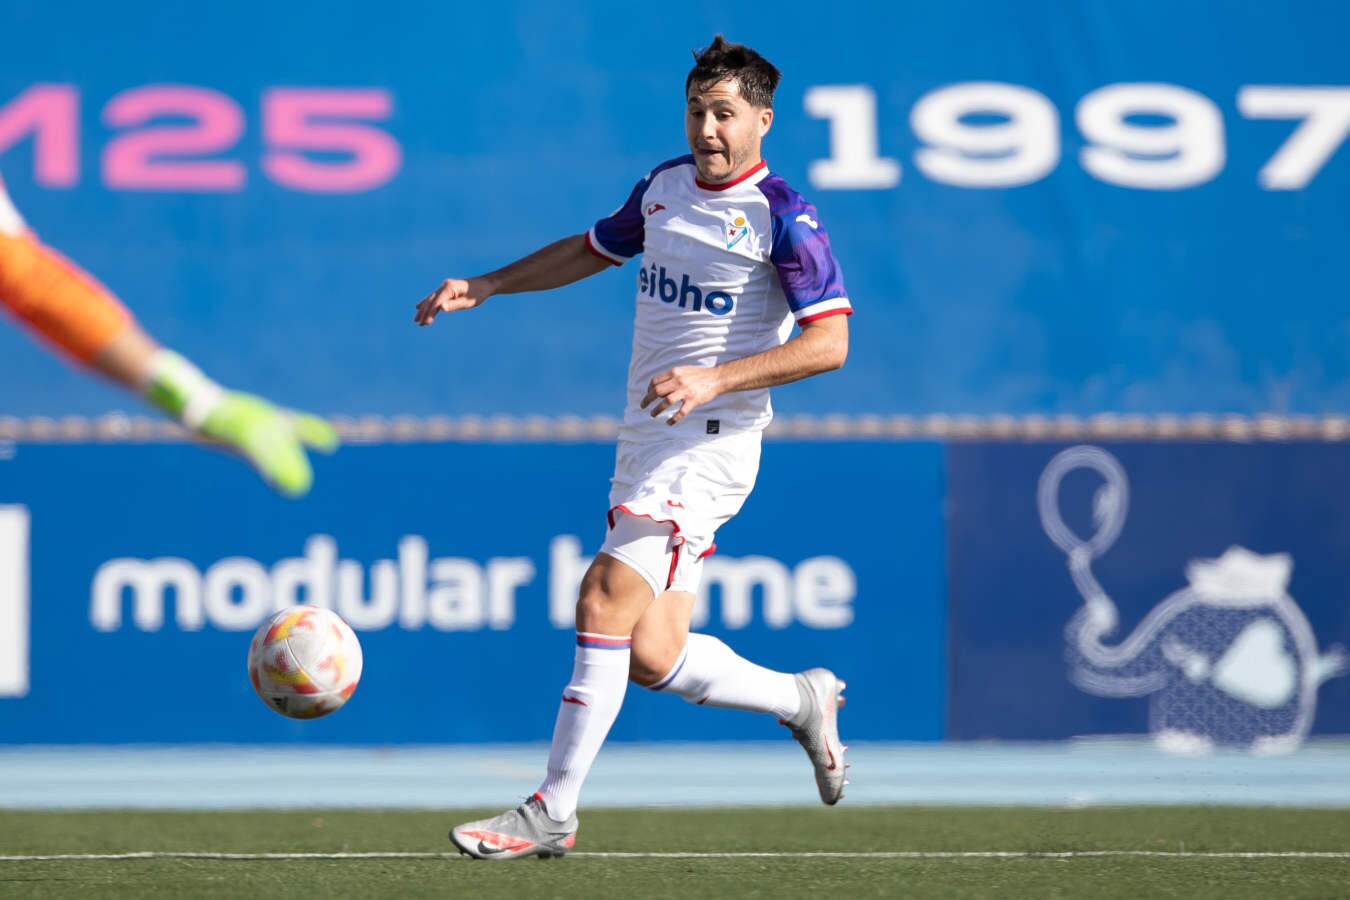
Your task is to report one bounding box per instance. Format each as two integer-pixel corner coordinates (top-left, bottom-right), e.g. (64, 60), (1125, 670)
(0, 226), (338, 498)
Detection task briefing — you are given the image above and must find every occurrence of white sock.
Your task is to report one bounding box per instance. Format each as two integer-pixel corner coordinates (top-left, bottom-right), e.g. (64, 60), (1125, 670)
(535, 633), (631, 821)
(650, 633), (801, 721)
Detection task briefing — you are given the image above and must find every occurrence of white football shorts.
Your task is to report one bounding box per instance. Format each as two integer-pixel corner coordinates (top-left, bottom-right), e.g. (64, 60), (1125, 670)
(599, 429), (762, 597)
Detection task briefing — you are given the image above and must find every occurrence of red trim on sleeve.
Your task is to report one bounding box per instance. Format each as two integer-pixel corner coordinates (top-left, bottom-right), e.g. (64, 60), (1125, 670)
(797, 307), (853, 325)
(584, 231), (622, 267)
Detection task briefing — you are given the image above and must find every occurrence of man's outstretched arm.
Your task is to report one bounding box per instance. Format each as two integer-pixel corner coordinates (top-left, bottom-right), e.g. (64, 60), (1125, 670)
(414, 234), (611, 326)
(0, 227), (338, 498)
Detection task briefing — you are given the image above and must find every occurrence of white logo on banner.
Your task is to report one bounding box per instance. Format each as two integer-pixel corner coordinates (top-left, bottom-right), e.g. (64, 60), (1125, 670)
(0, 505), (31, 697)
(1038, 446), (1349, 755)
(89, 535), (856, 633)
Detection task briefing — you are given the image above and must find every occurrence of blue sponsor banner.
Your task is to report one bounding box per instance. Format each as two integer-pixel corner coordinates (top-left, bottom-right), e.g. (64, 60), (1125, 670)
(1, 1), (1348, 418)
(947, 442), (1350, 748)
(0, 440), (945, 743)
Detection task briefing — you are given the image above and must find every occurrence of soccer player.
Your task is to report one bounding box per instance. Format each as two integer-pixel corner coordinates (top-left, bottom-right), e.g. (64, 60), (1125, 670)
(415, 36), (851, 859)
(0, 174), (337, 497)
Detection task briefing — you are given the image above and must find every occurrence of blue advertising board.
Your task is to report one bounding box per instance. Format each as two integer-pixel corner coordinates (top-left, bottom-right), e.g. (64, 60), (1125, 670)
(6, 435), (1350, 747)
(947, 442), (1350, 748)
(0, 439), (946, 743)
(1, 1), (1348, 419)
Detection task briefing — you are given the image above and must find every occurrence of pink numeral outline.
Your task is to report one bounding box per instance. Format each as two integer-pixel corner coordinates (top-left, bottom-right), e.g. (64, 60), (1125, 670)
(262, 88), (401, 193)
(0, 85), (79, 187)
(102, 85), (246, 192)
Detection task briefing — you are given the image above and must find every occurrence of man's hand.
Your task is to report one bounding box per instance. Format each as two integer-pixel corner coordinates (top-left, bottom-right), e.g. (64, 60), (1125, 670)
(198, 392), (339, 498)
(639, 316), (850, 427)
(641, 366), (724, 426)
(414, 277), (492, 326)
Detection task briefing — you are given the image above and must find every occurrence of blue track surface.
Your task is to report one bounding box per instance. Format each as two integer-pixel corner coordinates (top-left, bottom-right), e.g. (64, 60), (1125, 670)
(2, 740), (1347, 809)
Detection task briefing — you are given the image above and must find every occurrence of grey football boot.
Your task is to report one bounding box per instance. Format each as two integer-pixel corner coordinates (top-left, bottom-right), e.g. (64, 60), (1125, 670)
(449, 793), (578, 860)
(785, 668), (849, 805)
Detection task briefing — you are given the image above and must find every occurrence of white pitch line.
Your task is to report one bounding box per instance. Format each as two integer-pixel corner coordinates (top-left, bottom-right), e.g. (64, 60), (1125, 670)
(575, 858), (1350, 863)
(1, 851), (1349, 861)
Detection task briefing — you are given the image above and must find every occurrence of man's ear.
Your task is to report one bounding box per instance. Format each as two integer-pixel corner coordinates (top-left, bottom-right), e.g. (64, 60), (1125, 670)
(759, 106), (774, 136)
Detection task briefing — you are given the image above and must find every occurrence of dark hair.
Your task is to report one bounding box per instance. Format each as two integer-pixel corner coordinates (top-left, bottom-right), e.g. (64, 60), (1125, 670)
(685, 35), (781, 109)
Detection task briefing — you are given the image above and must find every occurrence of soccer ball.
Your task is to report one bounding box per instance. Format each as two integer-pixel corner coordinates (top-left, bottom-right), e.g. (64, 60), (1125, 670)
(247, 606), (363, 719)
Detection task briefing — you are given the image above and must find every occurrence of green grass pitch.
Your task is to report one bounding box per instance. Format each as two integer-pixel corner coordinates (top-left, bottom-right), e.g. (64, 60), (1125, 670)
(1, 807), (1347, 899)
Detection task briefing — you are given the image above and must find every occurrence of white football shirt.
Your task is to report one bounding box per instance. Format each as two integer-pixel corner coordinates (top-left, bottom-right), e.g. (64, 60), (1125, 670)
(586, 156), (851, 439)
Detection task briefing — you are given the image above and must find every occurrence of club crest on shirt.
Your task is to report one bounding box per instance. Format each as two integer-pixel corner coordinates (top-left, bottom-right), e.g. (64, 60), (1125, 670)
(724, 210), (750, 250)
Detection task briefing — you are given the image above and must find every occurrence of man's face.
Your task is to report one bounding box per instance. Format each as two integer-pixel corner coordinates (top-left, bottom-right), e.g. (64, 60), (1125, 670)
(685, 78), (773, 184)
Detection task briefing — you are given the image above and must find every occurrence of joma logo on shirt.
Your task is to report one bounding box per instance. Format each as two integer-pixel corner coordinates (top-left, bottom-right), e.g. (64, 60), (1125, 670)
(637, 265), (735, 316)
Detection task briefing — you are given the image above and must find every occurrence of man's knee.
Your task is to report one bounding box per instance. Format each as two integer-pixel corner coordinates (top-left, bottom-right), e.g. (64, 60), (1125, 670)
(575, 555), (654, 633)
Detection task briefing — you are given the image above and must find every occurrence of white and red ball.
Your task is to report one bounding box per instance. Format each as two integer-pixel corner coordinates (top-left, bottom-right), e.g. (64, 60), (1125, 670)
(247, 606), (362, 719)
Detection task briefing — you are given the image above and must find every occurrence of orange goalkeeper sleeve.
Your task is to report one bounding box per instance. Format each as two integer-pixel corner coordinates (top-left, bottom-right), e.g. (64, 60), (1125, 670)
(0, 228), (133, 366)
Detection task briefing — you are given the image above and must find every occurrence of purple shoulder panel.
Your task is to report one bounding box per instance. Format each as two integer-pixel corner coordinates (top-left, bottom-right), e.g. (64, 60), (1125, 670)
(757, 173), (849, 314)
(591, 156), (694, 260)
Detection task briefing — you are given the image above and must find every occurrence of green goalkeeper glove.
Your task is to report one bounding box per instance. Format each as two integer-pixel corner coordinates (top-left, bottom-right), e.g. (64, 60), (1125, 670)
(144, 351), (339, 498)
